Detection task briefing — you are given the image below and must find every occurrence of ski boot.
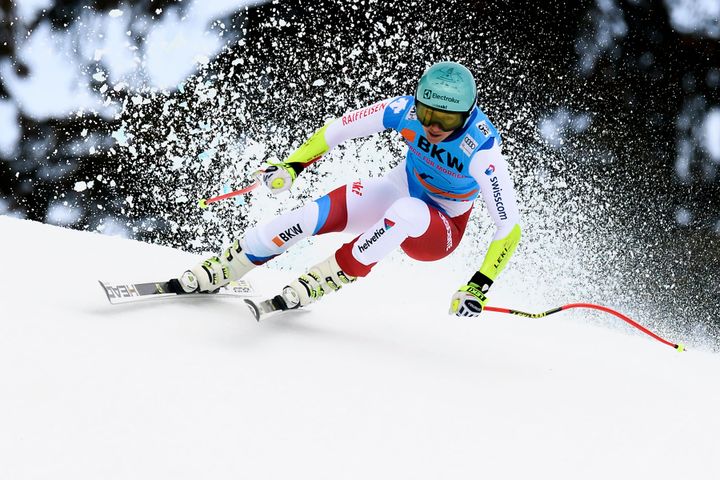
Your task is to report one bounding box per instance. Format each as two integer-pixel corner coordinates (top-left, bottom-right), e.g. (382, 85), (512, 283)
(244, 255), (356, 320)
(280, 255), (356, 309)
(168, 240), (256, 294)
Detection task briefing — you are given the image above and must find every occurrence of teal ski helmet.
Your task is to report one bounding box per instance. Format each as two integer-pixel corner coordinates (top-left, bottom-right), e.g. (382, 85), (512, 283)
(415, 61), (477, 114)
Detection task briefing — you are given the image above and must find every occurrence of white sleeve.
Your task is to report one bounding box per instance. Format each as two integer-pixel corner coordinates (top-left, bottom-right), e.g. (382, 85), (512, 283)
(469, 143), (521, 239)
(324, 97), (398, 148)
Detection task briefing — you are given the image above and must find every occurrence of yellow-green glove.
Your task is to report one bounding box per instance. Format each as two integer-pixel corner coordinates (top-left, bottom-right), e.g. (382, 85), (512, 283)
(449, 283), (489, 317)
(255, 123), (332, 195)
(255, 162), (298, 194)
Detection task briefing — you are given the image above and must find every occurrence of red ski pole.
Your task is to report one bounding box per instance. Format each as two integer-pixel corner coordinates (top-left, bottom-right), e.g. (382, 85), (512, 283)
(198, 181), (260, 209)
(484, 303), (685, 352)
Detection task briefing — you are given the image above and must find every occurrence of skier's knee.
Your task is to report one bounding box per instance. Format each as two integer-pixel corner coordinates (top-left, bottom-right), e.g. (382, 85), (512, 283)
(385, 197), (431, 237)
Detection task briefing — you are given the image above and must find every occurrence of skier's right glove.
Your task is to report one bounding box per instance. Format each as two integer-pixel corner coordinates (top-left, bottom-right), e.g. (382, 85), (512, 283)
(256, 124), (331, 194)
(255, 162), (300, 194)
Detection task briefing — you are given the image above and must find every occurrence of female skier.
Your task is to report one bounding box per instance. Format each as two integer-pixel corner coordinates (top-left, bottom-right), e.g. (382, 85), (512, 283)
(170, 61), (522, 317)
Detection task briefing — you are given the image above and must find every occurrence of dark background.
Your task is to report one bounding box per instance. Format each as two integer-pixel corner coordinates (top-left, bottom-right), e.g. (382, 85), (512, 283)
(1, 0), (718, 342)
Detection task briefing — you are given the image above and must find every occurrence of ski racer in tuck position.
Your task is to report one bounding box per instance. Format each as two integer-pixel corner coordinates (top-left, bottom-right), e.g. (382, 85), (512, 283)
(170, 61), (522, 317)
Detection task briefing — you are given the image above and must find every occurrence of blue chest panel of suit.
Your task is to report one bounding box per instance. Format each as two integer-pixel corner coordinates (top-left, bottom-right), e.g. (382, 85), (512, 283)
(382, 95), (501, 204)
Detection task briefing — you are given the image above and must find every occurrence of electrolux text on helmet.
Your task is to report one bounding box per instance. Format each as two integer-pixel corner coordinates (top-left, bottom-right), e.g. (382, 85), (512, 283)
(422, 89), (460, 104)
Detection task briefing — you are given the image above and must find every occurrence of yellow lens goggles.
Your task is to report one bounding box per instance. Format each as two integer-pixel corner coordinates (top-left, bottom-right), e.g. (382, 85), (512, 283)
(415, 101), (468, 132)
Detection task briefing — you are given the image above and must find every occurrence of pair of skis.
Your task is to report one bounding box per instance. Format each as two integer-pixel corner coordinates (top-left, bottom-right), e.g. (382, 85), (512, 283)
(98, 280), (288, 321)
(99, 281), (685, 351)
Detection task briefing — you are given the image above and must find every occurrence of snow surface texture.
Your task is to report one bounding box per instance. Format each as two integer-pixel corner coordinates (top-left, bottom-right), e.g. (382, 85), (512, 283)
(1, 216), (719, 479)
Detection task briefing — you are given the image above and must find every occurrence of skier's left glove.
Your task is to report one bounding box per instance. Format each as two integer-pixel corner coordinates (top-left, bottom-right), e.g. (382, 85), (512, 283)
(255, 162), (300, 194)
(449, 283), (488, 317)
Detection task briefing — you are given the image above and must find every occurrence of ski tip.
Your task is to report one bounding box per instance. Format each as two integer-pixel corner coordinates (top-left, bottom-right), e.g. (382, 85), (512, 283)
(244, 299), (261, 322)
(98, 280), (113, 303)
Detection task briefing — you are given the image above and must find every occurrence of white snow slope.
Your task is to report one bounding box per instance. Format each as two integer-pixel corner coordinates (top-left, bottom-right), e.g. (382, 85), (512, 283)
(1, 215), (719, 480)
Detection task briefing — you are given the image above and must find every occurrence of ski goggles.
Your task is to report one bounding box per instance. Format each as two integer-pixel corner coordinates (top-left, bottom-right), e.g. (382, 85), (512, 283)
(415, 101), (468, 132)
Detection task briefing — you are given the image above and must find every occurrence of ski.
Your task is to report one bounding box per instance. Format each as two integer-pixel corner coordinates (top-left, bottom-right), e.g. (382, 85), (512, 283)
(244, 295), (295, 321)
(99, 279), (255, 305)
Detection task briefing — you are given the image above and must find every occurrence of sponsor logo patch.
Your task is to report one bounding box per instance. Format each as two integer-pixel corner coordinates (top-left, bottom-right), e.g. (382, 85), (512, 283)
(389, 97), (408, 114)
(437, 66), (463, 84)
(485, 164), (495, 176)
(400, 128), (417, 142)
(272, 223), (303, 247)
(406, 106), (417, 121)
(357, 228), (387, 253)
(351, 181), (364, 196)
(477, 120), (491, 137)
(341, 101), (387, 126)
(438, 212), (453, 251)
(460, 134), (478, 156)
(429, 92), (459, 105)
(493, 246), (510, 269)
(417, 135), (464, 173)
(384, 218), (395, 230)
(490, 176), (507, 221)
(105, 284), (140, 298)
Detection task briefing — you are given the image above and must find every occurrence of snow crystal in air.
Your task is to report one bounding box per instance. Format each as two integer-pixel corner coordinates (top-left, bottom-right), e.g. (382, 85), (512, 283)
(46, 202), (83, 226)
(14, 0), (53, 24)
(198, 150), (217, 168)
(703, 108), (720, 162)
(143, 6), (229, 89)
(664, 0), (720, 38)
(676, 207), (693, 226)
(95, 217), (130, 238)
(109, 9), (124, 18)
(0, 23), (105, 119)
(111, 127), (129, 146)
(0, 100), (20, 156)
